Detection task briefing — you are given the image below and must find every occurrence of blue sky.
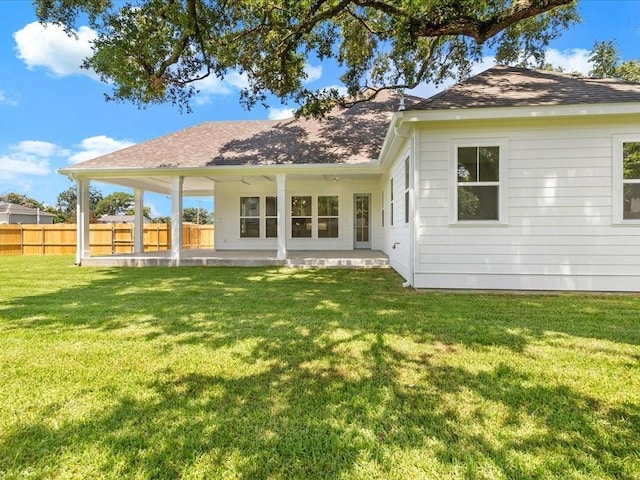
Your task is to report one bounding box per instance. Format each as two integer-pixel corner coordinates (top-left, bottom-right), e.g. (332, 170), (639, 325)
(1, 0), (639, 217)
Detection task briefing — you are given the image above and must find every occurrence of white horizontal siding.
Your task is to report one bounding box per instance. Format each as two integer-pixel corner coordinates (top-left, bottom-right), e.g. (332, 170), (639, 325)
(509, 186), (613, 198)
(414, 273), (637, 292)
(415, 116), (640, 291)
(419, 234), (640, 245)
(509, 196), (611, 208)
(380, 141), (413, 282)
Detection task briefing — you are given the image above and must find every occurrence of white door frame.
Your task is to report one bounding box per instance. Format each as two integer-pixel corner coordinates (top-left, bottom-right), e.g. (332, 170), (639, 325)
(353, 193), (371, 249)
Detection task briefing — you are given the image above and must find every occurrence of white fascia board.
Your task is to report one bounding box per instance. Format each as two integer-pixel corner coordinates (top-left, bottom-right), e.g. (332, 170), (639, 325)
(57, 162), (385, 179)
(399, 102), (640, 123)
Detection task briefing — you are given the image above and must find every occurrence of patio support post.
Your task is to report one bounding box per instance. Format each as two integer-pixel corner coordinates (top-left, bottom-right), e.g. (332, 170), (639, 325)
(170, 176), (184, 263)
(76, 177), (90, 265)
(133, 188), (144, 253)
(276, 174), (287, 260)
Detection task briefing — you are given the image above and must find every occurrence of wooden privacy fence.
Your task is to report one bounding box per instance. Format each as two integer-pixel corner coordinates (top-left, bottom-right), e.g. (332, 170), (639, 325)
(0, 223), (214, 255)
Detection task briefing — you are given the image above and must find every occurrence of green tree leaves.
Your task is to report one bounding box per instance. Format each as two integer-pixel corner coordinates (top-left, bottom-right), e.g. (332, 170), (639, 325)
(589, 40), (640, 82)
(35, 0), (579, 115)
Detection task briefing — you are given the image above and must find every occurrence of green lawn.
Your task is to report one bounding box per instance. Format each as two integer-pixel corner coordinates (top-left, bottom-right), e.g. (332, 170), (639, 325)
(1, 256), (639, 479)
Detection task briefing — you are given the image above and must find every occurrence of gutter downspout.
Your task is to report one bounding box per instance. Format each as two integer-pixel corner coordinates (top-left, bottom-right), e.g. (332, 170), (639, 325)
(392, 119), (415, 288)
(409, 125), (420, 289)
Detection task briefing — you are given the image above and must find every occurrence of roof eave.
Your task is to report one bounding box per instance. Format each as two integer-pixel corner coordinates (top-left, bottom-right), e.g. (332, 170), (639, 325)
(57, 162), (386, 179)
(377, 111), (413, 167)
(403, 102), (640, 123)
(376, 102), (640, 162)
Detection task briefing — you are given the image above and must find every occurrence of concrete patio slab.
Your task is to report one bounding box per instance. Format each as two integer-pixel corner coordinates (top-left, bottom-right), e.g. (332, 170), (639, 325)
(79, 250), (390, 269)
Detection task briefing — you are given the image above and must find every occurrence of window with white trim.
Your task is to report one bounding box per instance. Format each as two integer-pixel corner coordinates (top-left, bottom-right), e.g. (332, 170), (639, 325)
(291, 196), (312, 238)
(404, 156), (410, 224)
(265, 196), (278, 237)
(622, 141), (640, 219)
(390, 178), (394, 226)
(291, 195), (340, 238)
(318, 195), (339, 238)
(240, 197), (260, 237)
(456, 146), (500, 221)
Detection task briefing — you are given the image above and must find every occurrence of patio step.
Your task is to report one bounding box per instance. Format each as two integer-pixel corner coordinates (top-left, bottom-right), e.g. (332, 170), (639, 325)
(285, 256), (390, 269)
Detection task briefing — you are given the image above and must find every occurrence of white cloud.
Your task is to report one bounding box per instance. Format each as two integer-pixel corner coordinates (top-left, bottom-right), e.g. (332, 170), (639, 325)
(194, 65), (320, 106)
(14, 21), (97, 79)
(193, 71), (250, 105)
(321, 84), (349, 96)
(0, 135), (135, 187)
(195, 75), (232, 100)
(0, 140), (63, 184)
(304, 64), (323, 84)
(226, 71), (250, 89)
(544, 48), (592, 75)
(267, 107), (295, 120)
(0, 90), (18, 106)
(67, 135), (135, 164)
(12, 140), (69, 158)
(0, 155), (50, 177)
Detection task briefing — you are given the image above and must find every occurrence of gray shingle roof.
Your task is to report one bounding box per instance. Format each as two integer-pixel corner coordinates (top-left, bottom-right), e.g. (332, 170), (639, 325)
(70, 90), (421, 170)
(63, 67), (640, 172)
(413, 65), (640, 110)
(0, 203), (54, 216)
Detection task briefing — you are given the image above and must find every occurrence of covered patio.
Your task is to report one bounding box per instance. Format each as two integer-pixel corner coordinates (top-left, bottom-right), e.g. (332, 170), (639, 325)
(79, 249), (390, 268)
(57, 90), (409, 267)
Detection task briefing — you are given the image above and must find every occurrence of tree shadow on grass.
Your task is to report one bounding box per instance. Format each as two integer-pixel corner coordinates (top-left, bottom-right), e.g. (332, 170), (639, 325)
(1, 266), (640, 478)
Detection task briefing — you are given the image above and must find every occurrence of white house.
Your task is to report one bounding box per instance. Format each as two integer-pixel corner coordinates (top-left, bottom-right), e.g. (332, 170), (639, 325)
(59, 66), (640, 292)
(0, 203), (54, 224)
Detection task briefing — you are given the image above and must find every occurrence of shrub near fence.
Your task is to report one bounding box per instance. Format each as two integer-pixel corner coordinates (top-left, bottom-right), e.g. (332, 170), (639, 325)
(0, 223), (214, 255)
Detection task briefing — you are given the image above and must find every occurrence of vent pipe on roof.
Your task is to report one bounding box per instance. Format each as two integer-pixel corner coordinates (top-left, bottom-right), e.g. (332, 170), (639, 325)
(398, 90), (405, 111)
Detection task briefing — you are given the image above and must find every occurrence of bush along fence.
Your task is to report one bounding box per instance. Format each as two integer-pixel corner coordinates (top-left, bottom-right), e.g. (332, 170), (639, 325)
(0, 223), (214, 255)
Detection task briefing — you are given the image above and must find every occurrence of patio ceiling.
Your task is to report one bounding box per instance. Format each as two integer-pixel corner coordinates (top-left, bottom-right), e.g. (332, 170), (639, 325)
(87, 170), (384, 197)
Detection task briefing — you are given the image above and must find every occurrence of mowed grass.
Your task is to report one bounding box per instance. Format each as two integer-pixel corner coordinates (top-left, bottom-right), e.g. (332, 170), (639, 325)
(1, 256), (639, 480)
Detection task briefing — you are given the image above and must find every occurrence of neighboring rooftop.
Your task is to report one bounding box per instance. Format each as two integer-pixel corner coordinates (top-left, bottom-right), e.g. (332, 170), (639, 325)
(0, 203), (54, 216)
(69, 89), (422, 170)
(413, 65), (640, 110)
(97, 215), (152, 224)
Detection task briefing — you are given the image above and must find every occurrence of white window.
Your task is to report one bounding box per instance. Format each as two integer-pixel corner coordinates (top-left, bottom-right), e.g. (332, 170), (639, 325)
(291, 195), (340, 238)
(623, 142), (640, 219)
(265, 196), (278, 237)
(613, 136), (640, 223)
(240, 197), (260, 237)
(240, 196), (278, 238)
(318, 196), (339, 238)
(291, 196), (312, 238)
(389, 178), (394, 226)
(450, 139), (508, 224)
(404, 156), (410, 224)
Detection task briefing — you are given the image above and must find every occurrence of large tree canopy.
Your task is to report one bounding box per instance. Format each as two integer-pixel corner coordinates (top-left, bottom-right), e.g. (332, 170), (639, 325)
(35, 0), (578, 115)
